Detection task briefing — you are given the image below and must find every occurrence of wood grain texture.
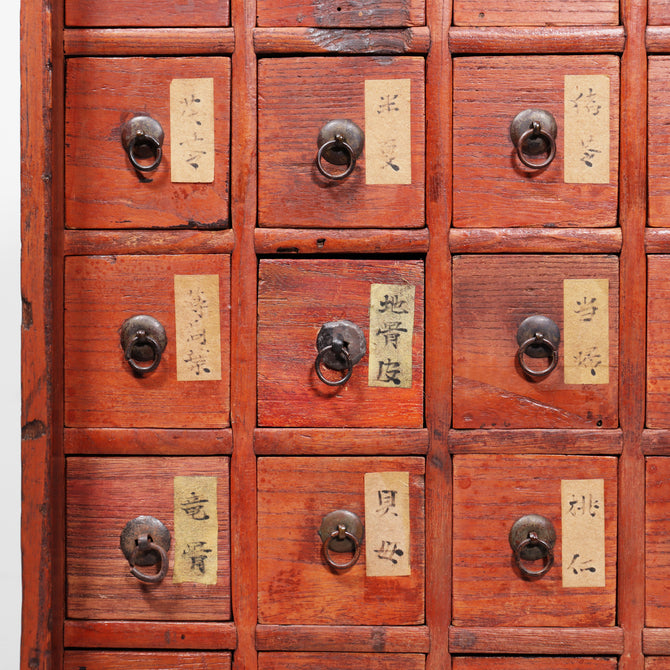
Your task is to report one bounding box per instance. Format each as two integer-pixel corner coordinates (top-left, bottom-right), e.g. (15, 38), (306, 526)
(647, 58), (670, 227)
(453, 55), (620, 228)
(256, 626), (430, 652)
(256, 0), (423, 27)
(644, 629), (670, 655)
(646, 658), (670, 669)
(452, 255), (619, 429)
(65, 0), (229, 27)
(64, 255), (230, 428)
(646, 229), (670, 252)
(449, 228), (622, 254)
(257, 457), (425, 625)
(254, 27), (430, 53)
(452, 655), (618, 668)
(257, 57), (424, 228)
(453, 0), (618, 25)
(64, 620), (237, 649)
(257, 259), (424, 428)
(258, 652), (425, 669)
(254, 228), (430, 254)
(66, 457), (231, 621)
(65, 57), (230, 230)
(65, 428), (233, 455)
(650, 0), (670, 24)
(64, 651), (232, 669)
(449, 26), (626, 53)
(643, 430), (670, 455)
(64, 28), (235, 55)
(452, 454), (618, 627)
(647, 26), (670, 51)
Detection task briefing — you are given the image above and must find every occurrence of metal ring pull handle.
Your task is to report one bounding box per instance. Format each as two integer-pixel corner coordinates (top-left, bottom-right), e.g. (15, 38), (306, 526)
(120, 315), (168, 377)
(516, 315), (560, 379)
(319, 510), (364, 571)
(121, 115), (165, 173)
(316, 119), (365, 181)
(120, 515), (171, 584)
(509, 514), (556, 579)
(510, 109), (558, 170)
(314, 320), (367, 387)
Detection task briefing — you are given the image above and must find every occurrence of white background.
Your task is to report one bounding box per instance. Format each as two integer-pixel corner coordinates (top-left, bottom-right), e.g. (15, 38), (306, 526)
(3, 1), (24, 667)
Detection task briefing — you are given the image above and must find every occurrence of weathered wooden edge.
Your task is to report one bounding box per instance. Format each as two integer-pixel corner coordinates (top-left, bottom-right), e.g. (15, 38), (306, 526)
(255, 625), (430, 653)
(64, 621), (238, 650)
(643, 628), (670, 655)
(646, 26), (670, 52)
(641, 430), (670, 455)
(253, 27), (430, 54)
(254, 228), (429, 255)
(645, 229), (670, 252)
(449, 627), (625, 655)
(449, 26), (626, 54)
(64, 28), (235, 55)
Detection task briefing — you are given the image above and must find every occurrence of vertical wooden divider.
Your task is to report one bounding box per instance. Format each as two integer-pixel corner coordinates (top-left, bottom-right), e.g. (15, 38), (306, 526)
(230, 0), (258, 666)
(619, 0), (647, 667)
(426, 0), (452, 668)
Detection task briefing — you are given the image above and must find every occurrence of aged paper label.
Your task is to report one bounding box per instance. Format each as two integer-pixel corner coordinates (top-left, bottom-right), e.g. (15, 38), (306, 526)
(365, 471), (411, 577)
(564, 75), (610, 184)
(563, 278), (609, 385)
(364, 79), (412, 185)
(174, 275), (222, 382)
(173, 476), (218, 585)
(170, 78), (215, 183)
(561, 479), (606, 588)
(368, 284), (415, 388)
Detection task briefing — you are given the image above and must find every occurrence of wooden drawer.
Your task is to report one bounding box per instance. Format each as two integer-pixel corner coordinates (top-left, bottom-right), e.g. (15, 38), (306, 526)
(64, 651), (232, 669)
(66, 57), (230, 230)
(258, 57), (425, 229)
(66, 457), (231, 621)
(648, 660), (670, 669)
(258, 653), (425, 668)
(648, 58), (670, 227)
(646, 458), (670, 626)
(256, 0), (424, 27)
(647, 256), (670, 427)
(452, 255), (619, 429)
(64, 255), (230, 429)
(452, 659), (617, 669)
(257, 258), (424, 428)
(65, 0), (229, 26)
(453, 0), (618, 26)
(258, 456), (425, 625)
(650, 1), (670, 24)
(453, 55), (619, 228)
(453, 455), (617, 627)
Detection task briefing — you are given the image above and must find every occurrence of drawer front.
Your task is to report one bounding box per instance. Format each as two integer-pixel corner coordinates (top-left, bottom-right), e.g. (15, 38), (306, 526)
(648, 660), (670, 669)
(66, 457), (231, 621)
(453, 1), (618, 26)
(646, 458), (670, 626)
(258, 653), (425, 669)
(453, 55), (619, 228)
(64, 651), (232, 669)
(647, 256), (670, 427)
(257, 259), (424, 428)
(64, 255), (231, 429)
(65, 1), (229, 26)
(256, 0), (424, 27)
(650, 1), (670, 24)
(452, 659), (617, 669)
(258, 456), (425, 625)
(452, 255), (619, 429)
(648, 58), (670, 226)
(453, 455), (617, 627)
(66, 57), (230, 229)
(258, 57), (425, 229)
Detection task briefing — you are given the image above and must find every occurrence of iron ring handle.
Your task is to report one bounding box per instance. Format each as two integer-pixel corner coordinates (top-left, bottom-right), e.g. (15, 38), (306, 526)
(322, 525), (361, 570)
(314, 343), (354, 386)
(128, 534), (169, 584)
(514, 531), (554, 578)
(516, 121), (556, 170)
(316, 136), (356, 181)
(126, 132), (163, 173)
(517, 332), (559, 378)
(124, 330), (162, 375)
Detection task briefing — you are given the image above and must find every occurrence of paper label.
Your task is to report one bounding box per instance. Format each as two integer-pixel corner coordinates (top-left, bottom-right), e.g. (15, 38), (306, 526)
(564, 75), (610, 184)
(170, 78), (215, 183)
(173, 476), (218, 585)
(365, 471), (411, 577)
(561, 478), (606, 588)
(364, 79), (412, 185)
(174, 275), (222, 382)
(563, 278), (609, 385)
(368, 284), (415, 388)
